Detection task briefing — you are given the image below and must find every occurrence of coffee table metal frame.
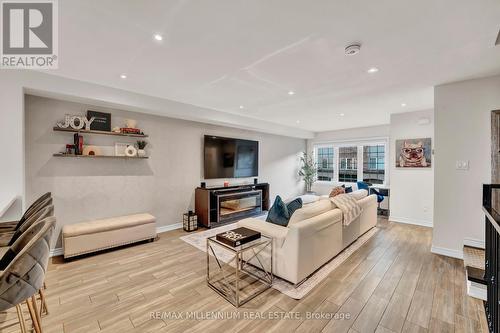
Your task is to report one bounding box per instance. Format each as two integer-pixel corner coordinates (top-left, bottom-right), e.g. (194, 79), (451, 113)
(206, 235), (273, 307)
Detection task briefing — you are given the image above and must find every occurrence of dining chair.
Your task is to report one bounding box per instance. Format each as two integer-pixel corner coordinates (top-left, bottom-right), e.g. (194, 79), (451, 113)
(0, 216), (55, 333)
(357, 181), (385, 213)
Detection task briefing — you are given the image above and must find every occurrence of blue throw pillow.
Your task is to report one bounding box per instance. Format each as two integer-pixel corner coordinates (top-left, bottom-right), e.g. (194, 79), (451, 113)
(356, 181), (370, 191)
(266, 195), (290, 226)
(345, 186), (353, 193)
(266, 196), (303, 227)
(286, 197), (303, 218)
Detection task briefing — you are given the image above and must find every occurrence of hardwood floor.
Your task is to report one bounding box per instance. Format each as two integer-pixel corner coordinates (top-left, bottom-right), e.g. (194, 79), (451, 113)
(0, 219), (488, 333)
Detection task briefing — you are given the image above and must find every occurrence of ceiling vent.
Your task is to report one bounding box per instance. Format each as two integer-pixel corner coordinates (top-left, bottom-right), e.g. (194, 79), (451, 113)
(496, 29), (500, 46)
(345, 44), (361, 56)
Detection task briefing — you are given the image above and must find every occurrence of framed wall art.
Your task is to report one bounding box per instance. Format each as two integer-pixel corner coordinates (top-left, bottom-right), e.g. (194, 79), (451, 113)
(395, 138), (432, 168)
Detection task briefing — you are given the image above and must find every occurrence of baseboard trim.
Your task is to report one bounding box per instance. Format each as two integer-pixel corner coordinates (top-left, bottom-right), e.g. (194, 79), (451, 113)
(431, 245), (464, 259)
(464, 237), (485, 249)
(389, 216), (433, 228)
(49, 223), (183, 257)
(467, 280), (487, 300)
(156, 223), (182, 234)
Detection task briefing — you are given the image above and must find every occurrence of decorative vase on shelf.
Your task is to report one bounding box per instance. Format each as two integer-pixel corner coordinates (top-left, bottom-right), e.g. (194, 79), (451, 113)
(125, 145), (137, 157)
(136, 140), (148, 157)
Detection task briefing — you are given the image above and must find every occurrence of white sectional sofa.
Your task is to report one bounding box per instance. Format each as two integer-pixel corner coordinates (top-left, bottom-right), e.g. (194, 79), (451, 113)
(237, 190), (377, 285)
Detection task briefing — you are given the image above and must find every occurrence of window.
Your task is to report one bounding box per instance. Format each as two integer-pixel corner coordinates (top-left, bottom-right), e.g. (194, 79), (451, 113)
(368, 157), (378, 169)
(316, 147), (334, 181)
(363, 145), (385, 184)
(314, 140), (387, 184)
(338, 146), (358, 182)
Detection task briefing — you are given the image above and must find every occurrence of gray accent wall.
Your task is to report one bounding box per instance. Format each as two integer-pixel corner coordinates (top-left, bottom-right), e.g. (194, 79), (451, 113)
(25, 95), (306, 249)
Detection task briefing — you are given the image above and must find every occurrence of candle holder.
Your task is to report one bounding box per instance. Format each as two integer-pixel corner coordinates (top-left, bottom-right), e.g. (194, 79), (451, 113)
(183, 211), (198, 232)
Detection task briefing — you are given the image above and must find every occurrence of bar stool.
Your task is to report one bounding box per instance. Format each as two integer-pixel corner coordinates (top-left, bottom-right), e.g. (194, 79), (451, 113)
(0, 217), (56, 333)
(0, 192), (51, 233)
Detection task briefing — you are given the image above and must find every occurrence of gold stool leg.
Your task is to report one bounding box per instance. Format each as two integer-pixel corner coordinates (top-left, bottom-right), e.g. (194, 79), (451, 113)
(31, 296), (43, 333)
(39, 288), (48, 315)
(26, 298), (41, 333)
(15, 304), (27, 333)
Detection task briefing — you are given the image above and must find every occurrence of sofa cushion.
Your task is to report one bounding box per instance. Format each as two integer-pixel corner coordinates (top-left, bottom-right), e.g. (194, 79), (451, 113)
(296, 194), (319, 205)
(63, 213), (156, 237)
(288, 199), (334, 226)
(349, 189), (368, 201)
(266, 196), (290, 226)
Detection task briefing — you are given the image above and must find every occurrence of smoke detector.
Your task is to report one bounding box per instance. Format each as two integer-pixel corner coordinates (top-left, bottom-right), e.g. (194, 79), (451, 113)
(345, 44), (361, 56)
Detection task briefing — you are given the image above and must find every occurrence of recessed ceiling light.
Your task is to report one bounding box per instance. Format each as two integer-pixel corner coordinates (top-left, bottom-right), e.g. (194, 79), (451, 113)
(340, 113), (345, 117)
(120, 74), (127, 79)
(153, 34), (163, 41)
(288, 91), (295, 95)
(401, 103), (407, 107)
(239, 105), (244, 109)
(296, 120), (301, 124)
(367, 67), (379, 74)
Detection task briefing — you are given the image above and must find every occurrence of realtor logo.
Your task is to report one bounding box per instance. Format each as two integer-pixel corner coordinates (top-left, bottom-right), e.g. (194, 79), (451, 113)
(1, 0), (58, 68)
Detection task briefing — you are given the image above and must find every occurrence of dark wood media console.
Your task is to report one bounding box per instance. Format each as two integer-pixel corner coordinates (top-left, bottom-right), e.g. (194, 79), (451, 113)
(195, 183), (269, 228)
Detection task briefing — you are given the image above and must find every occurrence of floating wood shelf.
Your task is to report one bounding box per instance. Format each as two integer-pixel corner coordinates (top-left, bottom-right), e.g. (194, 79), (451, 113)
(53, 127), (148, 138)
(53, 153), (148, 159)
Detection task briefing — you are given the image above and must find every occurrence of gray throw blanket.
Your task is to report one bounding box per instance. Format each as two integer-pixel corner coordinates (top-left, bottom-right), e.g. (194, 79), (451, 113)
(330, 194), (362, 226)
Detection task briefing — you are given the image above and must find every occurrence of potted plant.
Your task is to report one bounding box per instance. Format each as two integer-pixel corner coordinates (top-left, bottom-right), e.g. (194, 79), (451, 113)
(298, 152), (317, 193)
(136, 140), (148, 157)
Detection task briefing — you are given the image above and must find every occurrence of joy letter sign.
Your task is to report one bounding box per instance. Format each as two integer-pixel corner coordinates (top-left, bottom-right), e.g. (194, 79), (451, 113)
(57, 115), (95, 131)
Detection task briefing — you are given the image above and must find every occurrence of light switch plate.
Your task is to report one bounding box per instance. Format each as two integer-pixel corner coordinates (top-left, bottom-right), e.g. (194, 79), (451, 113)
(456, 160), (469, 170)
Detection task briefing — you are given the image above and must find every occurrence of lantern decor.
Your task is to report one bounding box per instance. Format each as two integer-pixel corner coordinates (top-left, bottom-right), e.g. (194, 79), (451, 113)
(183, 211), (198, 232)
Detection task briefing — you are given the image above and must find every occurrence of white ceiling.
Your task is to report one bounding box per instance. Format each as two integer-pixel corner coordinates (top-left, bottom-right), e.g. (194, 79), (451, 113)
(51, 0), (500, 132)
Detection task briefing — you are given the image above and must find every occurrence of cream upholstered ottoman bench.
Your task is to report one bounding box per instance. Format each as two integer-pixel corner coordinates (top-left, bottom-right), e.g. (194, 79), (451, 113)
(62, 213), (157, 259)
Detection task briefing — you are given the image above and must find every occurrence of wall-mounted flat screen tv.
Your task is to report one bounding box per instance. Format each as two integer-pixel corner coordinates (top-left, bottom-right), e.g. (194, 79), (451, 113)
(204, 135), (259, 179)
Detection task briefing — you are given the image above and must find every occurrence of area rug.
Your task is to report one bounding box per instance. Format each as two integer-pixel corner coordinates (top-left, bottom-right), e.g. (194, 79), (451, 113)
(180, 224), (378, 299)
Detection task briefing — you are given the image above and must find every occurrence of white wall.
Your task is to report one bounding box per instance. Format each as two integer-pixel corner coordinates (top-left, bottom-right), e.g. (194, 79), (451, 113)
(0, 79), (24, 221)
(310, 125), (391, 145)
(389, 110), (434, 227)
(433, 74), (500, 258)
(25, 95), (305, 249)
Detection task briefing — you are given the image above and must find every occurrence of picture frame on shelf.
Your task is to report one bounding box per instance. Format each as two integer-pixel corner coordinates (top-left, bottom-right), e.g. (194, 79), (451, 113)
(87, 110), (111, 131)
(114, 142), (128, 157)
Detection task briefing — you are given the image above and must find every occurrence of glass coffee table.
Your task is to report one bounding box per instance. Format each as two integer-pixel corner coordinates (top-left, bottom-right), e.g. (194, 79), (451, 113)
(206, 234), (273, 307)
